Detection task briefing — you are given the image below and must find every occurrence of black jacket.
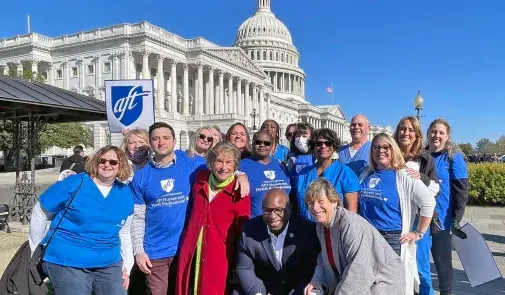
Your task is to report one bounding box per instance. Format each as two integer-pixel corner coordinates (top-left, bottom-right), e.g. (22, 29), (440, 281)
(0, 241), (47, 295)
(60, 154), (85, 173)
(418, 152), (439, 193)
(234, 215), (320, 295)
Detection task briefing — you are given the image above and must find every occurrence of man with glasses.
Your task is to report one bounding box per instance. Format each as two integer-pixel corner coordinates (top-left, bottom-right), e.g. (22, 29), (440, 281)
(235, 189), (319, 295)
(338, 114), (372, 176)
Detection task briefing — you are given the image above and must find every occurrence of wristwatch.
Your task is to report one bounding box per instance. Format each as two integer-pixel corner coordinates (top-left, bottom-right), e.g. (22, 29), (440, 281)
(414, 230), (425, 238)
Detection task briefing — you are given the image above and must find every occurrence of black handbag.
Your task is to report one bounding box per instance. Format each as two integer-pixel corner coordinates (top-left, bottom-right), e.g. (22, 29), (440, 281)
(30, 177), (84, 285)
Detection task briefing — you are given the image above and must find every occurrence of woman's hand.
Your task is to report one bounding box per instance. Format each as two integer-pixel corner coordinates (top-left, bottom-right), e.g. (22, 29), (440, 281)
(234, 174), (250, 198)
(304, 281), (323, 295)
(406, 168), (421, 179)
(400, 231), (421, 244)
(122, 267), (129, 290)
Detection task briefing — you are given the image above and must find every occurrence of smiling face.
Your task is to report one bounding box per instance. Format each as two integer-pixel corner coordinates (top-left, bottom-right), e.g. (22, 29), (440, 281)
(211, 152), (236, 182)
(262, 189), (290, 233)
(428, 123), (449, 152)
(229, 125), (247, 150)
(397, 119), (417, 150)
(372, 139), (392, 170)
(308, 190), (335, 225)
(196, 129), (213, 153)
(314, 137), (335, 162)
(97, 150), (119, 181)
(261, 120), (278, 139)
(149, 127), (175, 157)
(209, 128), (222, 147)
(349, 115), (370, 143)
(253, 132), (273, 159)
(127, 133), (148, 154)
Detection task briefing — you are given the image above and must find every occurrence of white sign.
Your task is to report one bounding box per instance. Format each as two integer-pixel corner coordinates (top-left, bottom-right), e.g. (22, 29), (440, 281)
(105, 79), (155, 133)
(452, 223), (503, 287)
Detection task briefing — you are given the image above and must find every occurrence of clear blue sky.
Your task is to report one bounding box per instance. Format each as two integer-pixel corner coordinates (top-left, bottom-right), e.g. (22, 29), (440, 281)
(1, 0), (503, 145)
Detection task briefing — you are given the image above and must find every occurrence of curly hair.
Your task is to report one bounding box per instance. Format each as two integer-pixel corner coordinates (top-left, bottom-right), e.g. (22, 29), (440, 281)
(308, 128), (342, 154)
(260, 119), (281, 146)
(85, 145), (131, 182)
(206, 141), (241, 172)
(305, 178), (342, 207)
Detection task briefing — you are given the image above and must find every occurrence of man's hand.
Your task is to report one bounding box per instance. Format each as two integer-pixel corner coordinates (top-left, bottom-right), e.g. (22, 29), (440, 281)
(452, 220), (467, 239)
(234, 174), (250, 198)
(122, 268), (129, 290)
(135, 252), (152, 275)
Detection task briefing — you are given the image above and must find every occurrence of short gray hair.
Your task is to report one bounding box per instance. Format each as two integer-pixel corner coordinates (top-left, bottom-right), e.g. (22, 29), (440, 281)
(206, 141), (241, 171)
(305, 178), (342, 207)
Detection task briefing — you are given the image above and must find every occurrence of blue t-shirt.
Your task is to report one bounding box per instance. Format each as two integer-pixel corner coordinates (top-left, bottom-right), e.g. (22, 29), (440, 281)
(288, 154), (314, 180)
(130, 156), (204, 259)
(239, 157), (291, 217)
(273, 145), (290, 163)
(40, 173), (134, 268)
(431, 151), (468, 230)
(294, 161), (360, 222)
(338, 142), (371, 176)
(359, 169), (402, 231)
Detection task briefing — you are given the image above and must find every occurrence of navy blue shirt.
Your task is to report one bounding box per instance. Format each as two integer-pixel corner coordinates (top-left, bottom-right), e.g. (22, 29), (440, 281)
(239, 157), (291, 217)
(40, 173), (134, 268)
(431, 152), (468, 230)
(359, 169), (402, 231)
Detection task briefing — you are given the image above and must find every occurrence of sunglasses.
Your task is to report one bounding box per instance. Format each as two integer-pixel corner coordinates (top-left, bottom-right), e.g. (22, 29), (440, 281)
(315, 141), (332, 148)
(198, 134), (214, 142)
(254, 140), (272, 146)
(98, 158), (119, 166)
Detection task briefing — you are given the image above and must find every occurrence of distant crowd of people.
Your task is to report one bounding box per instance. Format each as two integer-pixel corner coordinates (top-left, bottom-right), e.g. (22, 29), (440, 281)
(467, 152), (502, 163)
(25, 114), (469, 295)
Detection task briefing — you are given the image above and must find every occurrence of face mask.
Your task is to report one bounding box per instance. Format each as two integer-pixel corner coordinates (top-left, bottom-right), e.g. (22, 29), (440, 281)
(295, 137), (309, 153)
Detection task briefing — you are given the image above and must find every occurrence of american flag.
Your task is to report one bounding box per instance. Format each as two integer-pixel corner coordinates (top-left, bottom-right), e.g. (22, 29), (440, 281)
(326, 86), (333, 93)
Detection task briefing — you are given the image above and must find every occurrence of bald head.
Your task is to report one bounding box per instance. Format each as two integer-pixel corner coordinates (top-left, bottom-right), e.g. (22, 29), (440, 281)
(262, 188), (289, 207)
(262, 188), (290, 234)
(350, 114), (370, 144)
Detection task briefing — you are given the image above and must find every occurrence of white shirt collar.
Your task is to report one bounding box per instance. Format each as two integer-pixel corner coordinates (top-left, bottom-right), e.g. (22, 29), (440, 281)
(267, 221), (290, 238)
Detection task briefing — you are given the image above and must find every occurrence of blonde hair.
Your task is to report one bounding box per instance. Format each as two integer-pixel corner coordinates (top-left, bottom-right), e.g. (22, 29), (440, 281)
(425, 118), (458, 158)
(85, 145), (131, 182)
(120, 129), (149, 153)
(370, 133), (406, 171)
(188, 126), (213, 156)
(305, 178), (342, 207)
(206, 141), (241, 172)
(393, 116), (423, 160)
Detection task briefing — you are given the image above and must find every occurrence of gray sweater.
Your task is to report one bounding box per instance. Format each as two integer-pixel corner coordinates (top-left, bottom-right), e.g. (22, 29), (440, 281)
(311, 207), (405, 295)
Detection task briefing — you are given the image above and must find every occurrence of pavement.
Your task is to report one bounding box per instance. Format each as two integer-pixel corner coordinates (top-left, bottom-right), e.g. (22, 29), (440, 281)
(0, 170), (504, 294)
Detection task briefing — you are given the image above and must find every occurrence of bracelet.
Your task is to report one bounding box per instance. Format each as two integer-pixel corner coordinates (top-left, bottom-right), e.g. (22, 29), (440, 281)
(414, 230), (425, 238)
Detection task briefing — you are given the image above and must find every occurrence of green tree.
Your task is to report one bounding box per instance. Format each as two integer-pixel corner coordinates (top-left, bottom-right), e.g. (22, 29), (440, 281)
(40, 123), (93, 152)
(458, 143), (476, 156)
(476, 138), (495, 154)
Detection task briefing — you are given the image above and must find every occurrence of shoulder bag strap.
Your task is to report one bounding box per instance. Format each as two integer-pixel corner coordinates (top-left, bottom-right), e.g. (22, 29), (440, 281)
(43, 176), (84, 253)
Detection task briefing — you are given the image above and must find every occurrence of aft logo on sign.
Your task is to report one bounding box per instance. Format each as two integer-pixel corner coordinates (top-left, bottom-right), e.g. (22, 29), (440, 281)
(105, 80), (155, 133)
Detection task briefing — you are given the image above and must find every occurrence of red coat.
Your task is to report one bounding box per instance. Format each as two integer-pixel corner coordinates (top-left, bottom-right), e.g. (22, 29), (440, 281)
(176, 170), (250, 295)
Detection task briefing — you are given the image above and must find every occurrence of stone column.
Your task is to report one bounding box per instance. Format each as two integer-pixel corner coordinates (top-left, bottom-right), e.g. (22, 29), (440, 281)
(170, 60), (178, 113)
(252, 84), (258, 115)
(266, 93), (271, 119)
(207, 66), (214, 115)
(13, 60), (22, 76)
(47, 63), (54, 85)
(289, 74), (293, 93)
(93, 56), (101, 96)
(302, 78), (305, 96)
(197, 63), (204, 114)
(1, 64), (8, 76)
(30, 59), (38, 77)
(62, 61), (69, 90)
(227, 74), (233, 113)
(236, 78), (242, 115)
(183, 64), (189, 115)
(259, 87), (265, 124)
(112, 54), (119, 80)
(157, 55), (165, 110)
(244, 81), (251, 125)
(274, 72), (278, 91)
(76, 58), (84, 93)
(218, 70), (224, 114)
(142, 50), (150, 79)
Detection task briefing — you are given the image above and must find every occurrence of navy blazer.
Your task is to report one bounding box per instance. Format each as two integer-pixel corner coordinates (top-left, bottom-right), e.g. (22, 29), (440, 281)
(235, 214), (320, 295)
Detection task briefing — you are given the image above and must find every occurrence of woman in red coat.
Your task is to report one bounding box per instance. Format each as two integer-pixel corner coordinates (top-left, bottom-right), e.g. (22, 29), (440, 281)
(176, 141), (251, 295)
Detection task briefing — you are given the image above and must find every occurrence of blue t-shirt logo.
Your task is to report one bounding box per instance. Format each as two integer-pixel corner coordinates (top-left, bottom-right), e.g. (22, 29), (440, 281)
(161, 178), (175, 193)
(264, 170), (276, 180)
(368, 177), (381, 189)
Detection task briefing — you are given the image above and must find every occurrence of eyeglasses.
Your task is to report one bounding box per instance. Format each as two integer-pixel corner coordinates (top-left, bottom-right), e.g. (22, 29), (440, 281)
(98, 158), (119, 166)
(285, 132), (293, 137)
(372, 145), (391, 152)
(262, 207), (286, 216)
(198, 134), (214, 142)
(315, 141), (332, 148)
(254, 140), (272, 146)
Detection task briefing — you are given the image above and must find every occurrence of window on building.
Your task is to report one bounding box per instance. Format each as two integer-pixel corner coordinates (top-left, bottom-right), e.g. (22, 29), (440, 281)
(103, 62), (111, 73)
(250, 51), (254, 60)
(56, 69), (62, 79)
(87, 65), (94, 75)
(72, 67), (78, 77)
(136, 63), (142, 72)
(150, 68), (157, 77)
(263, 51), (267, 60)
(276, 52), (279, 61)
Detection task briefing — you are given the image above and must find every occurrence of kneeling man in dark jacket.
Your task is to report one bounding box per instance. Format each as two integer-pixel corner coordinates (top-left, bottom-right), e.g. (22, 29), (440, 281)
(234, 188), (320, 295)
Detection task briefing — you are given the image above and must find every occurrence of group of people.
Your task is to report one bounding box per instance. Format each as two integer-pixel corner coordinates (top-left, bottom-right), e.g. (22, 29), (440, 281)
(27, 113), (469, 295)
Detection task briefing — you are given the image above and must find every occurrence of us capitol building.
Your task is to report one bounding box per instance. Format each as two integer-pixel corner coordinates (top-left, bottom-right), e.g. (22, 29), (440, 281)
(0, 0), (391, 153)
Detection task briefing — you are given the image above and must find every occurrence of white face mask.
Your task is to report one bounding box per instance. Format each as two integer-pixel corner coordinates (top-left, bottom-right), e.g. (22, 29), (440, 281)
(295, 136), (309, 153)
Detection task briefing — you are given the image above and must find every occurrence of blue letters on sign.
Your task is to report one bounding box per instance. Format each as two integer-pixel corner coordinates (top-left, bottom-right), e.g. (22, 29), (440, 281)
(111, 86), (150, 126)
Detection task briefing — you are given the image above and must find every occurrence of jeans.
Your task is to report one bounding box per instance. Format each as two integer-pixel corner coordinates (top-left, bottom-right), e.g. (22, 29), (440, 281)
(416, 228), (434, 295)
(43, 261), (126, 295)
(379, 230), (402, 256)
(431, 229), (453, 295)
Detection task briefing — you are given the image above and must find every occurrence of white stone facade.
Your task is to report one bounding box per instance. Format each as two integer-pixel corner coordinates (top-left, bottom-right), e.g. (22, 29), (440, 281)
(0, 0), (390, 155)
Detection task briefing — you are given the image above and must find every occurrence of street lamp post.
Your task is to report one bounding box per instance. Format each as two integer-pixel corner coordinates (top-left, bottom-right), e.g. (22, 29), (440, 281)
(251, 108), (258, 131)
(414, 90), (424, 120)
